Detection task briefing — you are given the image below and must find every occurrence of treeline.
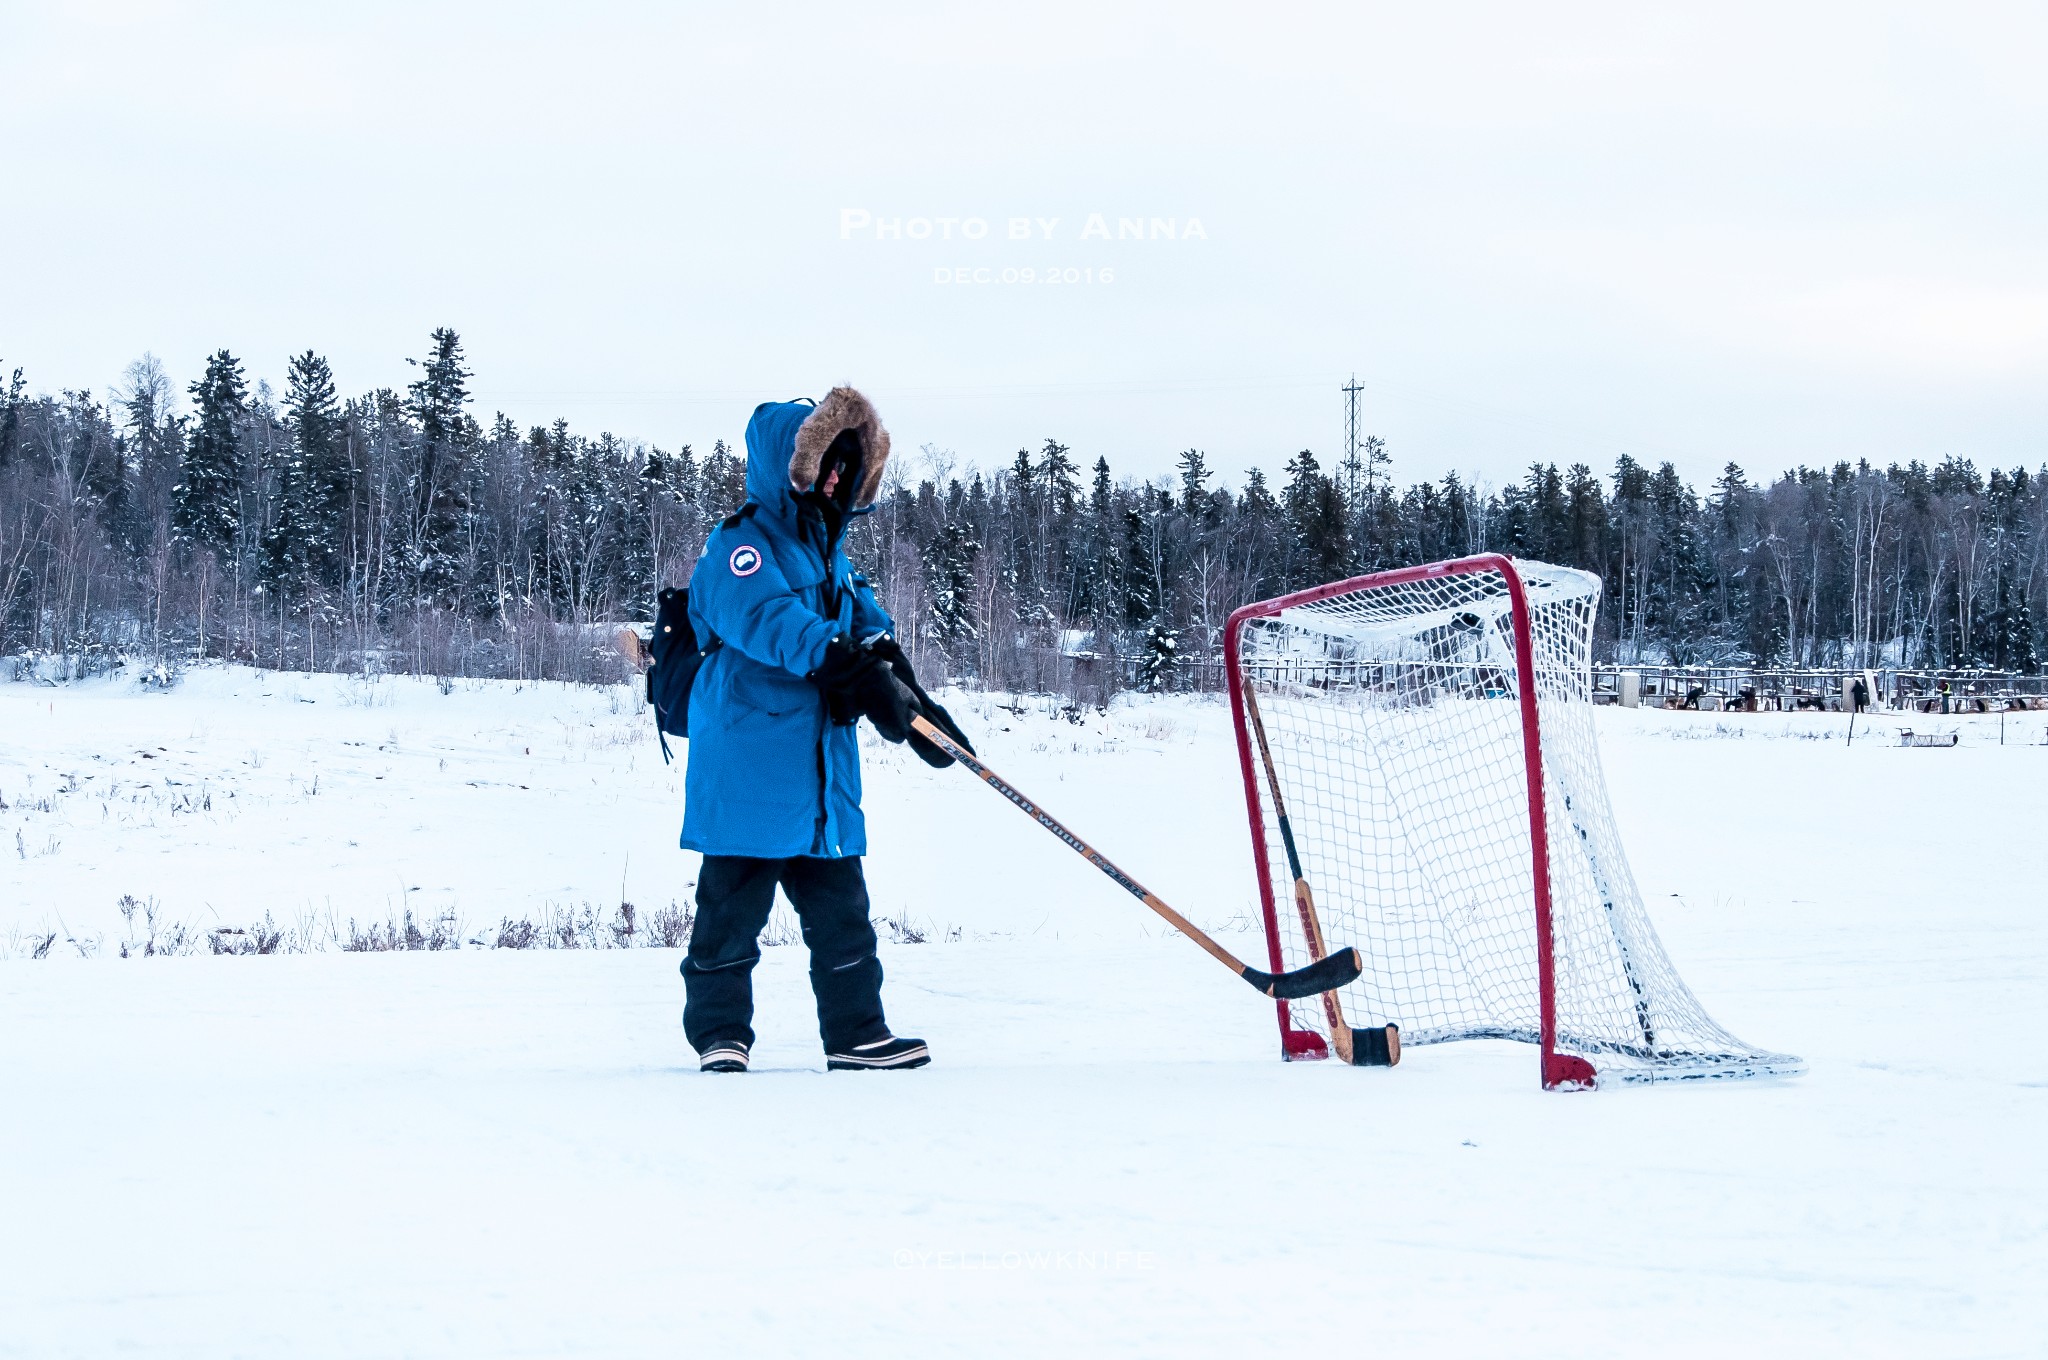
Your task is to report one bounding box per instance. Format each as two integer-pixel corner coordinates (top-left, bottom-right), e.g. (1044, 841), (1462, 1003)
(2, 330), (2042, 693)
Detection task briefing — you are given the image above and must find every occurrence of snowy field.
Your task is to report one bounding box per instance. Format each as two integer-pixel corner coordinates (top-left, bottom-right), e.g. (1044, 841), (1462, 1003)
(3, 668), (2045, 1358)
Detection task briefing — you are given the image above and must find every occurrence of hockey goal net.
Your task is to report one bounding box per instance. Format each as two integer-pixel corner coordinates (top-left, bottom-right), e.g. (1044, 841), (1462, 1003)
(1225, 555), (1800, 1088)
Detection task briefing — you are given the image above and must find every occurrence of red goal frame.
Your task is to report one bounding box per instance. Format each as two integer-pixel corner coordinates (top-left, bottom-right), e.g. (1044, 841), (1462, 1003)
(1223, 553), (1598, 1090)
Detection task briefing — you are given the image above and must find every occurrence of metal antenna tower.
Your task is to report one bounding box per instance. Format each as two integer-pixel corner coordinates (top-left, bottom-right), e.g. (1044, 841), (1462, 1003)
(1342, 373), (1364, 501)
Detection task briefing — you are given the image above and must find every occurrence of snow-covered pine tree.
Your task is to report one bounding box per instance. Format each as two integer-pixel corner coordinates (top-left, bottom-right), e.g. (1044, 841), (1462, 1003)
(702, 438), (746, 516)
(1001, 447), (1038, 618)
(175, 350), (248, 558)
(1120, 503), (1154, 630)
(617, 443), (667, 606)
(0, 364), (23, 468)
(1340, 433), (1391, 564)
(114, 355), (178, 557)
(586, 432), (636, 611)
(282, 351), (347, 589)
(1237, 465), (1280, 599)
(1991, 528), (2040, 675)
(63, 391), (136, 556)
(921, 519), (980, 650)
(1284, 448), (1348, 588)
(1038, 438), (1079, 515)
(656, 440), (698, 522)
(1138, 622), (1178, 691)
(2007, 586), (2040, 675)
(403, 328), (476, 605)
(1176, 448), (1210, 517)
(1519, 462), (1570, 563)
(1082, 456), (1121, 626)
(1565, 462), (1607, 576)
(1037, 438), (1081, 623)
(261, 400), (308, 592)
(532, 419), (581, 611)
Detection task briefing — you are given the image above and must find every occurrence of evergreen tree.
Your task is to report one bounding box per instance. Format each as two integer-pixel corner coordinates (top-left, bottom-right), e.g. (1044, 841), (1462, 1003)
(281, 351), (348, 588)
(2005, 581), (2040, 674)
(1312, 480), (1353, 583)
(700, 438), (744, 512)
(921, 520), (981, 646)
(1342, 434), (1391, 561)
(1564, 462), (1607, 573)
(1440, 471), (1473, 556)
(404, 328), (476, 602)
(1986, 467), (2041, 673)
(613, 441), (659, 609)
(1082, 455), (1119, 621)
(1036, 438), (1081, 616)
(66, 391), (127, 521)
(1089, 456), (1114, 520)
(0, 364), (25, 468)
(1037, 438), (1079, 516)
(1400, 480), (1443, 564)
(1138, 622), (1178, 691)
(1238, 465), (1281, 596)
(997, 448), (1036, 612)
(1121, 504), (1155, 627)
(1176, 448), (1210, 515)
(670, 439), (704, 521)
(1008, 448), (1036, 511)
(1283, 449), (1349, 586)
(1521, 463), (1568, 561)
(1283, 449), (1322, 577)
(262, 401), (308, 589)
(114, 355), (177, 554)
(1361, 434), (1391, 496)
(175, 349), (248, 558)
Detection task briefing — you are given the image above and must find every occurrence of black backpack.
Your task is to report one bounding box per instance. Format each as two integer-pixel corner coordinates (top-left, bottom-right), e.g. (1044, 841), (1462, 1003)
(647, 585), (720, 762)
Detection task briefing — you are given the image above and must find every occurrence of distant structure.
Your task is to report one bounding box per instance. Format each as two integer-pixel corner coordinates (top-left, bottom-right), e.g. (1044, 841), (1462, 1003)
(1341, 373), (1364, 502)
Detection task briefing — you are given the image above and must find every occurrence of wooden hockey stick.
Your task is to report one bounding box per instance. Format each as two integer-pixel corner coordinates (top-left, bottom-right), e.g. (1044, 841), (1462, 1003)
(909, 713), (1362, 1003)
(1241, 684), (1400, 1067)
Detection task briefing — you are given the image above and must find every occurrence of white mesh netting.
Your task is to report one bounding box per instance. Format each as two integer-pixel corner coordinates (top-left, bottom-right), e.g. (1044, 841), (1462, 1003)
(1232, 558), (1800, 1084)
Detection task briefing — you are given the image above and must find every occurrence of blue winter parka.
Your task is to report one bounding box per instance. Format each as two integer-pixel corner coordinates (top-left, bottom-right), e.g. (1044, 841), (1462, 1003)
(680, 399), (892, 859)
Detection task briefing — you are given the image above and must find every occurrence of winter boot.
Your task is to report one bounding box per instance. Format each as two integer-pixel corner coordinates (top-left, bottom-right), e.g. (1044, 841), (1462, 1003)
(826, 1034), (930, 1071)
(700, 1039), (751, 1073)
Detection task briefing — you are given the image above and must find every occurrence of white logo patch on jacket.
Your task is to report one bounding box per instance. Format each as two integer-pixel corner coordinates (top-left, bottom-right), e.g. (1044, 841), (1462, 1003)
(729, 545), (763, 577)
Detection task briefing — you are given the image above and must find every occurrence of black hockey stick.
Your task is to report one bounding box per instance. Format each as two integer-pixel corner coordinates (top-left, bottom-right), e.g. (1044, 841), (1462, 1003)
(1241, 684), (1400, 1066)
(908, 712), (1362, 1001)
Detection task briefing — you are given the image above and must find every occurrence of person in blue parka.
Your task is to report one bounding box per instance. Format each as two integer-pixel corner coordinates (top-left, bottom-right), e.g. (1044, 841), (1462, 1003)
(680, 387), (973, 1074)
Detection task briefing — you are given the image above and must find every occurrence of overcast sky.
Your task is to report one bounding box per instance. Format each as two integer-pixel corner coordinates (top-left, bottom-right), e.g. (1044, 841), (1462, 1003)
(3, 2), (2043, 489)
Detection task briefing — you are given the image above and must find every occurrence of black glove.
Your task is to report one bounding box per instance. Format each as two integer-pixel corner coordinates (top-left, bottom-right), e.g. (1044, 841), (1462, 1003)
(868, 637), (975, 768)
(809, 637), (913, 743)
(810, 637), (867, 727)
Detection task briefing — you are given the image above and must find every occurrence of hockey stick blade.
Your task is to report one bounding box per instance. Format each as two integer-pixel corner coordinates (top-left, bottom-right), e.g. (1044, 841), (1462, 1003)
(1242, 945), (1363, 1001)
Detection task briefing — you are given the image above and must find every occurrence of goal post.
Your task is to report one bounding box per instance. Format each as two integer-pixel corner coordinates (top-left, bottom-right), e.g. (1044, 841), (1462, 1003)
(1224, 554), (1801, 1089)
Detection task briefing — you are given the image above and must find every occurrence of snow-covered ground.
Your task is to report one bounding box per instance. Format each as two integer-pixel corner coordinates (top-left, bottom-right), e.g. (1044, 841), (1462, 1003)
(3, 669), (2045, 1357)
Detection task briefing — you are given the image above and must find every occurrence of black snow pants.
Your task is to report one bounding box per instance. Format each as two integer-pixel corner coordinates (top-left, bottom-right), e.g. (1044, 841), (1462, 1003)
(681, 854), (888, 1056)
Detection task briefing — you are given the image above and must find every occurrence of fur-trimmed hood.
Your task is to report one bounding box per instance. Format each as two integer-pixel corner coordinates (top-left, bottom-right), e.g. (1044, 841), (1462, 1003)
(742, 387), (892, 514)
(792, 386), (890, 509)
